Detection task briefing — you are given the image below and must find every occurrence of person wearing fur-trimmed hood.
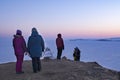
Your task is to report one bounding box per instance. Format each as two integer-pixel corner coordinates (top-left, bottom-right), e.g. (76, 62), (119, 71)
(13, 30), (27, 74)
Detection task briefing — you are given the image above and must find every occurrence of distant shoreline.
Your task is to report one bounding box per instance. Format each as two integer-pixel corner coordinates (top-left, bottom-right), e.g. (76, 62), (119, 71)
(69, 37), (120, 42)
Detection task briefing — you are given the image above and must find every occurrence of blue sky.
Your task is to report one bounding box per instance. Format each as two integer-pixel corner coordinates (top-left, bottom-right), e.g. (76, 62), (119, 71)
(0, 0), (120, 39)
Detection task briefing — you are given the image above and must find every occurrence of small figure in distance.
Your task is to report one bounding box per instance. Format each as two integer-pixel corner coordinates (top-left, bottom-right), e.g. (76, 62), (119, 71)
(56, 33), (64, 59)
(73, 47), (81, 61)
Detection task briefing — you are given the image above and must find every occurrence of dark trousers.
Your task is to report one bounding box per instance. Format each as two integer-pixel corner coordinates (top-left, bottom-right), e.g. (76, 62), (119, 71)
(57, 48), (63, 59)
(32, 57), (41, 73)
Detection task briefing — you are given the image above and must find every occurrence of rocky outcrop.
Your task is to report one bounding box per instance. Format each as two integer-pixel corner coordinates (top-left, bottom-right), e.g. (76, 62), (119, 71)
(0, 59), (119, 80)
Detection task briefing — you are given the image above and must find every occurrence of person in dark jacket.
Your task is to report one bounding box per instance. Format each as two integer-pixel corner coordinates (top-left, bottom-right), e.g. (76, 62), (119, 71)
(13, 30), (27, 74)
(27, 28), (45, 73)
(56, 33), (64, 59)
(73, 47), (81, 61)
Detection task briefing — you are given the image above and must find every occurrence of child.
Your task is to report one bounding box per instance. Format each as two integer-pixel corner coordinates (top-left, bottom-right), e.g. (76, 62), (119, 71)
(43, 47), (53, 59)
(73, 47), (81, 61)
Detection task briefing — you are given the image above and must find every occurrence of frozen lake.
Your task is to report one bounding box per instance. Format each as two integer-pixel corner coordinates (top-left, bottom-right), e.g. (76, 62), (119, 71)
(0, 37), (120, 71)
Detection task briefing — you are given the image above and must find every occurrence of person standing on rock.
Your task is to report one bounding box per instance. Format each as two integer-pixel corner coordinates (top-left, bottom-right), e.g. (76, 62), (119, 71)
(56, 33), (64, 59)
(13, 30), (27, 74)
(27, 28), (45, 73)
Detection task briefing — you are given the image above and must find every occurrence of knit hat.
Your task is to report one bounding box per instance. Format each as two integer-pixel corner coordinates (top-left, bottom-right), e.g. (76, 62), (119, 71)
(16, 30), (22, 35)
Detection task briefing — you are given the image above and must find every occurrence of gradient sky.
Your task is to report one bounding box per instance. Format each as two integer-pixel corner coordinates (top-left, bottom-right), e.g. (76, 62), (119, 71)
(0, 0), (120, 39)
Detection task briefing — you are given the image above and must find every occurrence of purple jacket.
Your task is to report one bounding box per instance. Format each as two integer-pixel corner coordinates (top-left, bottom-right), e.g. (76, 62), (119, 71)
(13, 35), (27, 55)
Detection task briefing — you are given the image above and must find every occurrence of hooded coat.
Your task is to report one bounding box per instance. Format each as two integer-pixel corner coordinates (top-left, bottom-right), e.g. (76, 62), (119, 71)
(13, 35), (27, 55)
(27, 29), (45, 57)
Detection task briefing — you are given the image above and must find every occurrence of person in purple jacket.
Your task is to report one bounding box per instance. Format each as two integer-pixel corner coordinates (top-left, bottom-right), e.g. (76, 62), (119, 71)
(13, 30), (27, 74)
